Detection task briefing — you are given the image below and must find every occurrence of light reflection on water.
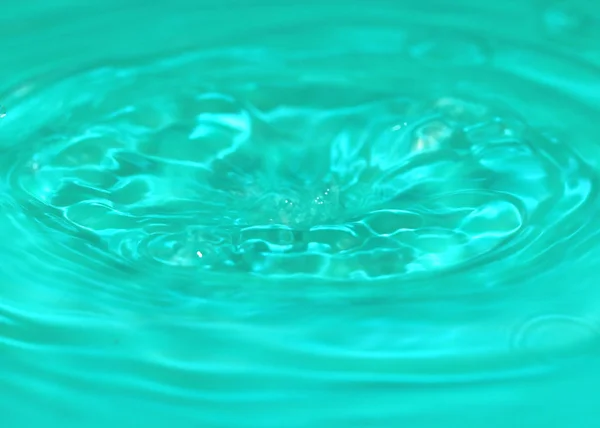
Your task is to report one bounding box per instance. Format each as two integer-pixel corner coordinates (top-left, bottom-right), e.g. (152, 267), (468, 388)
(1, 1), (600, 427)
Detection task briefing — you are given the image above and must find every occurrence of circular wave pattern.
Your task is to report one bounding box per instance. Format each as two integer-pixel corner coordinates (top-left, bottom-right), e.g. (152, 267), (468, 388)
(2, 6), (600, 426)
(0, 26), (597, 285)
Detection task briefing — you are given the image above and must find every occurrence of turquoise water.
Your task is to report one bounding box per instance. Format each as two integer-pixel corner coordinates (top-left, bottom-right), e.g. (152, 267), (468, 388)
(1, 0), (600, 426)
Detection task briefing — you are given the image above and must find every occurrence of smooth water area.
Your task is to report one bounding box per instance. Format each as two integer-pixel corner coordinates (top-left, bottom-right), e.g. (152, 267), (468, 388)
(1, 1), (600, 426)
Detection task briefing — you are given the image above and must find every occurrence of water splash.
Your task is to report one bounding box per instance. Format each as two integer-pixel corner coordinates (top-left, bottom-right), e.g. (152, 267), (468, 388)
(0, 45), (594, 285)
(1, 3), (600, 426)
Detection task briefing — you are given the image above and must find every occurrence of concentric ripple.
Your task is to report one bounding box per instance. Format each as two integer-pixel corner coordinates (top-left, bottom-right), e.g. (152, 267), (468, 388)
(2, 3), (600, 426)
(0, 28), (597, 285)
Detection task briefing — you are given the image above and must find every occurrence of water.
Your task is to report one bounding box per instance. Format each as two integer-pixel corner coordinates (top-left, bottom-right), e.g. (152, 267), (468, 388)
(1, 0), (600, 426)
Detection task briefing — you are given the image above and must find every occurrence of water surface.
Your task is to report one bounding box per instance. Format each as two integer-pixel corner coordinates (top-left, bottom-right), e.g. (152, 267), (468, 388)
(1, 1), (600, 427)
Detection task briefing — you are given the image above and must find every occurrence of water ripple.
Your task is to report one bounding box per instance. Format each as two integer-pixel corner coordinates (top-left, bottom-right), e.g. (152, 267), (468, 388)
(2, 5), (600, 424)
(1, 28), (596, 288)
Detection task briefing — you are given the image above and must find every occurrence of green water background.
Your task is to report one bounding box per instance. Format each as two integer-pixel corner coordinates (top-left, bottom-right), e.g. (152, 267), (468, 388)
(1, 0), (600, 427)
